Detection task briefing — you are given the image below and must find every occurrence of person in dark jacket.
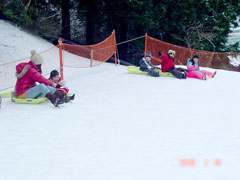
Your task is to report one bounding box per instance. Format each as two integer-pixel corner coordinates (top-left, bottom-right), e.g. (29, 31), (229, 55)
(139, 53), (160, 77)
(158, 50), (187, 79)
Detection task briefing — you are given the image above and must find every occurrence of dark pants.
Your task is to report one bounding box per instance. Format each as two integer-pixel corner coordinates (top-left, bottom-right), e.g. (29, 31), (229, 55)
(167, 68), (186, 79)
(143, 69), (160, 77)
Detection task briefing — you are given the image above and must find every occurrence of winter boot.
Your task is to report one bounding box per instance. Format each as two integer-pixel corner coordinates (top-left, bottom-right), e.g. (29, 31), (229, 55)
(46, 92), (59, 107)
(65, 94), (75, 103)
(205, 75), (210, 80)
(182, 72), (187, 79)
(54, 91), (65, 105)
(212, 71), (217, 78)
(202, 74), (210, 80)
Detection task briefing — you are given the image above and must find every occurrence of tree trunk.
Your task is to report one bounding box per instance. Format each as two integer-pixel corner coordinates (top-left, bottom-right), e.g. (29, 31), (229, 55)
(85, 0), (97, 44)
(62, 0), (71, 39)
(24, 0), (32, 13)
(118, 19), (128, 61)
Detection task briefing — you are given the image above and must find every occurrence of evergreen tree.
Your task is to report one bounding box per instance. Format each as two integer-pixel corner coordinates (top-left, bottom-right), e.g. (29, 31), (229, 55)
(1, 0), (239, 57)
(62, 0), (71, 39)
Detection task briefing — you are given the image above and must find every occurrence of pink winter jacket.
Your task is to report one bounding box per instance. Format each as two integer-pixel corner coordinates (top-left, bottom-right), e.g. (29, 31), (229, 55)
(15, 61), (53, 96)
(187, 63), (198, 72)
(187, 59), (199, 72)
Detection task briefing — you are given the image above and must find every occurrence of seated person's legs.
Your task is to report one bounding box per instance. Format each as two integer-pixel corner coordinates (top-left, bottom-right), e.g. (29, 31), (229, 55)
(26, 84), (56, 99)
(191, 71), (205, 79)
(144, 69), (160, 77)
(200, 70), (212, 77)
(168, 69), (186, 79)
(176, 67), (187, 72)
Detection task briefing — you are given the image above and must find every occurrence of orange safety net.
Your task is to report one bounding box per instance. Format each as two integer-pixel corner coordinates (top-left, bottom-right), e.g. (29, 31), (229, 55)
(146, 35), (240, 72)
(0, 47), (60, 92)
(61, 31), (117, 68)
(0, 31), (116, 92)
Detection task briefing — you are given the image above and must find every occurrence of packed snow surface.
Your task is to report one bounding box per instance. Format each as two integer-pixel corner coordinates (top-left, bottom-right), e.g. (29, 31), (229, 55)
(1, 19), (240, 180)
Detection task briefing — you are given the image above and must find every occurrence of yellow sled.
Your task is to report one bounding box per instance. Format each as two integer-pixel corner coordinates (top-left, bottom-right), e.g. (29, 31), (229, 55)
(11, 92), (47, 104)
(0, 91), (12, 98)
(1, 91), (73, 104)
(127, 66), (174, 77)
(0, 91), (47, 104)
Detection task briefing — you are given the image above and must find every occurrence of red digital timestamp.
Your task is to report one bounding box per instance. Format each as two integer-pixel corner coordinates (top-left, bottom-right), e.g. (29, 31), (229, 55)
(180, 159), (222, 167)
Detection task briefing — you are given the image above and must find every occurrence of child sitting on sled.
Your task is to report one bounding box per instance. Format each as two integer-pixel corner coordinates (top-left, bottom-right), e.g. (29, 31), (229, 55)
(49, 70), (75, 102)
(187, 54), (216, 80)
(139, 53), (160, 77)
(158, 50), (187, 79)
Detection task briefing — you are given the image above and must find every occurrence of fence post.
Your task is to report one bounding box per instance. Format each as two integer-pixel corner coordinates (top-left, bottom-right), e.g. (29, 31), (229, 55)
(144, 32), (148, 57)
(113, 30), (117, 66)
(90, 49), (93, 67)
(58, 37), (64, 80)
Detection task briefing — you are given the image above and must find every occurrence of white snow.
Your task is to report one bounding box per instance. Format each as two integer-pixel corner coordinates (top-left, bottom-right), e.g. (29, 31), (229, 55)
(228, 55), (240, 67)
(1, 20), (240, 180)
(228, 15), (240, 47)
(0, 20), (54, 64)
(228, 16), (240, 47)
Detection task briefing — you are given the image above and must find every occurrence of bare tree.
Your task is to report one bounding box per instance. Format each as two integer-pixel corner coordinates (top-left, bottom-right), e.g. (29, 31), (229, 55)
(172, 20), (217, 51)
(23, 0), (32, 13)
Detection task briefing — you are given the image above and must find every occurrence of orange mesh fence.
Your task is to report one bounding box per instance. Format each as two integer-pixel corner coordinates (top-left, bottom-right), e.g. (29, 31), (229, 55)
(0, 47), (60, 92)
(0, 31), (116, 92)
(146, 35), (240, 72)
(212, 52), (240, 72)
(61, 31), (117, 68)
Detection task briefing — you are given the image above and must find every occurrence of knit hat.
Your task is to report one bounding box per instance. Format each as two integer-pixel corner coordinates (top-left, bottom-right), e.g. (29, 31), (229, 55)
(145, 53), (152, 58)
(193, 54), (200, 59)
(168, 50), (176, 55)
(30, 50), (43, 65)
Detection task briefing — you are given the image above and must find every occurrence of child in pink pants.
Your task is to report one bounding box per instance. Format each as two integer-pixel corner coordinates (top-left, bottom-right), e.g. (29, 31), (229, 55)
(187, 54), (216, 80)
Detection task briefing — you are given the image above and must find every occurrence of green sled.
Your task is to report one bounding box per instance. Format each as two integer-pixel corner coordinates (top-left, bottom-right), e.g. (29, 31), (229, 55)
(127, 66), (174, 77)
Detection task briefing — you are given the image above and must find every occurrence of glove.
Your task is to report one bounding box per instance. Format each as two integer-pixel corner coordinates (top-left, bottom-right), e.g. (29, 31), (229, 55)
(158, 51), (162, 57)
(52, 82), (57, 88)
(58, 80), (66, 87)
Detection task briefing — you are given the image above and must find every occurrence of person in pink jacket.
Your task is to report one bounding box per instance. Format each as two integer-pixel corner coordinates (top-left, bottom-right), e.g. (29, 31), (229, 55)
(187, 54), (216, 80)
(15, 50), (65, 107)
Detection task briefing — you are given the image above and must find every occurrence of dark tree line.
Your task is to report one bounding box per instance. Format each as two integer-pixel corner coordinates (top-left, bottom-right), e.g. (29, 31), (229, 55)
(0, 0), (240, 64)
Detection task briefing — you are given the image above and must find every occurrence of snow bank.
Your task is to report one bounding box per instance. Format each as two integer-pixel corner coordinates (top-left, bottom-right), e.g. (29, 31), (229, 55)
(227, 55), (240, 67)
(0, 20), (53, 64)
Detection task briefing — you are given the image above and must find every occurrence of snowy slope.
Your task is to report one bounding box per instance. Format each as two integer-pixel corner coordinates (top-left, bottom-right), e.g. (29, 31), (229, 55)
(0, 20), (54, 64)
(1, 20), (240, 180)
